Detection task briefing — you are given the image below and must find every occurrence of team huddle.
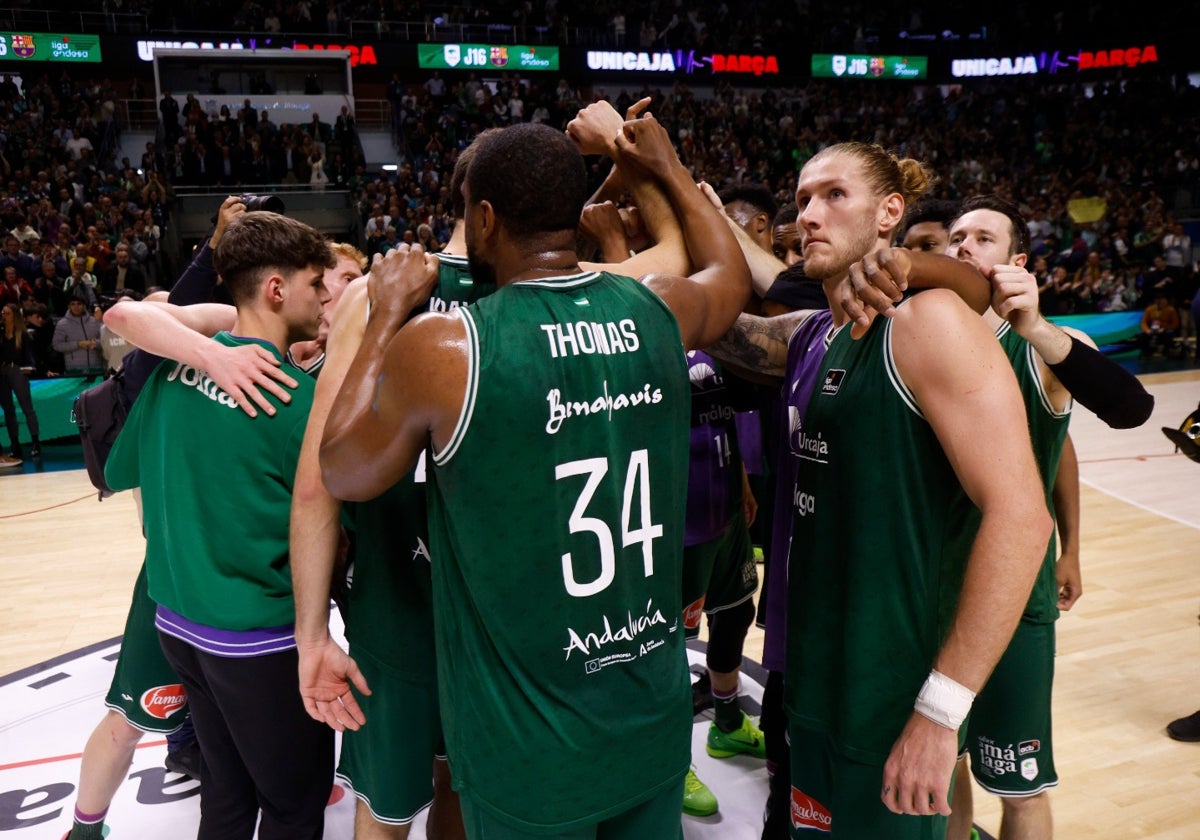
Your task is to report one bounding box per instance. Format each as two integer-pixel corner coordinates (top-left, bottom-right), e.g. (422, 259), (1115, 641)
(65, 100), (1153, 840)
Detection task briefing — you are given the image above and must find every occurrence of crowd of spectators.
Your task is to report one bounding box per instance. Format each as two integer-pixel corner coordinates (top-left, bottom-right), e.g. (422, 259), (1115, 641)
(371, 69), (1198, 319)
(160, 93), (367, 188)
(0, 69), (173, 376)
(4, 52), (1198, 379)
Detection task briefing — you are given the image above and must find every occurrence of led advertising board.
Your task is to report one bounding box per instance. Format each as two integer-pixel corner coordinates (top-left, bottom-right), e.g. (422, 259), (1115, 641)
(811, 53), (927, 79)
(135, 38), (376, 67)
(949, 44), (1159, 78)
(0, 33), (101, 63)
(417, 43), (559, 71)
(584, 50), (780, 76)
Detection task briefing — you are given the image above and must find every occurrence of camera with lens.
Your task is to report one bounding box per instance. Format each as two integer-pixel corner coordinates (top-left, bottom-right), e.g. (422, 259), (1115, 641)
(239, 194), (286, 214)
(211, 194), (286, 225)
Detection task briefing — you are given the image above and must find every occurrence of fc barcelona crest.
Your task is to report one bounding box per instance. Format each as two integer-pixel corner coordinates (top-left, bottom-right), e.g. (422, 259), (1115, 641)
(12, 35), (36, 59)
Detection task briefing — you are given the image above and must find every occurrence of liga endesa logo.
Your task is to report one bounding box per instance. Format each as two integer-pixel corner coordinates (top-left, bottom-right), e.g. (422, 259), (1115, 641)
(140, 685), (187, 720)
(684, 596), (706, 631)
(791, 787), (832, 832)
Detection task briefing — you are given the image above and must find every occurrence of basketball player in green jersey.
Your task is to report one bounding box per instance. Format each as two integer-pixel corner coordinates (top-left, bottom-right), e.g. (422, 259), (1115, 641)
(895, 195), (1080, 840)
(711, 143), (1052, 837)
(790, 145), (1057, 837)
(292, 140), (495, 840)
(944, 195), (1152, 840)
(293, 122), (698, 839)
(317, 119), (750, 838)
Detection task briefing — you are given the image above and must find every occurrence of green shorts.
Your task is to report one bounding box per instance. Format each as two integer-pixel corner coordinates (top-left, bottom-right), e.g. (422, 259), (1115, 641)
(682, 514), (758, 638)
(788, 724), (949, 839)
(336, 645), (445, 824)
(459, 776), (685, 839)
(964, 619), (1058, 797)
(103, 564), (189, 734)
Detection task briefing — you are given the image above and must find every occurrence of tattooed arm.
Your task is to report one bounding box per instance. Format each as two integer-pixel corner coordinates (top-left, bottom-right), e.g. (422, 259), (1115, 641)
(706, 309), (818, 385)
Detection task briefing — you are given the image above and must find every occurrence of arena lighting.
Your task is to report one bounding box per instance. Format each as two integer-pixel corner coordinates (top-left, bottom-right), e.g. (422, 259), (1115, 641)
(381, 164), (399, 171)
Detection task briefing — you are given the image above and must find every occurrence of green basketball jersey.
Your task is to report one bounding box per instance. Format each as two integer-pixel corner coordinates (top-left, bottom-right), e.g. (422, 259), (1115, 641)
(343, 252), (496, 677)
(996, 322), (1070, 623)
(427, 270), (692, 831)
(106, 332), (314, 630)
(785, 307), (978, 765)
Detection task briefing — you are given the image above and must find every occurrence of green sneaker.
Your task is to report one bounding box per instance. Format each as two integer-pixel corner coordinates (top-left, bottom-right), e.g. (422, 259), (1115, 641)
(970, 831), (981, 840)
(706, 711), (767, 759)
(682, 765), (718, 816)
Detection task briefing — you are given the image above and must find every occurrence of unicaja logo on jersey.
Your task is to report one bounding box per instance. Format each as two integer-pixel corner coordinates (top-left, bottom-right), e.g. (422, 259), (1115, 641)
(789, 407), (829, 465)
(140, 684), (187, 720)
(791, 787), (831, 832)
(687, 358), (718, 385)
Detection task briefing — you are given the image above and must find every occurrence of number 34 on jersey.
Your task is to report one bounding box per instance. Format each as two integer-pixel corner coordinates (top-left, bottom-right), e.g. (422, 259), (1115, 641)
(555, 449), (662, 598)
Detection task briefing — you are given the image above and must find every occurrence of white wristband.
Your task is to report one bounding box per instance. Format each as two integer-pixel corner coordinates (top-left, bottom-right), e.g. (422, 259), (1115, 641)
(913, 669), (976, 730)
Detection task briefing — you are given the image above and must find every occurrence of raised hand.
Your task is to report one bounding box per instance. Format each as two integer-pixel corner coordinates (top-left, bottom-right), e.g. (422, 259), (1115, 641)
(579, 200), (629, 261)
(613, 114), (680, 176)
(367, 244), (440, 323)
(209, 195), (247, 250)
(566, 100), (626, 157)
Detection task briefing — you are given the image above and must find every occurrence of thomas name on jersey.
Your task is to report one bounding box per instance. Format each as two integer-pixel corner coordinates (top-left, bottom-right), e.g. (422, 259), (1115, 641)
(539, 318), (641, 359)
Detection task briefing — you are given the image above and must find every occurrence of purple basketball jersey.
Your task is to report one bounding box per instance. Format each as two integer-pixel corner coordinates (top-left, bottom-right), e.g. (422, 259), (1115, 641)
(684, 350), (743, 546)
(762, 309), (834, 671)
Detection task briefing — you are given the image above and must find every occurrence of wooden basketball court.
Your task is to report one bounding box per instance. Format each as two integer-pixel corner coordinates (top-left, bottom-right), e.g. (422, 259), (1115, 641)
(2, 370), (1198, 838)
